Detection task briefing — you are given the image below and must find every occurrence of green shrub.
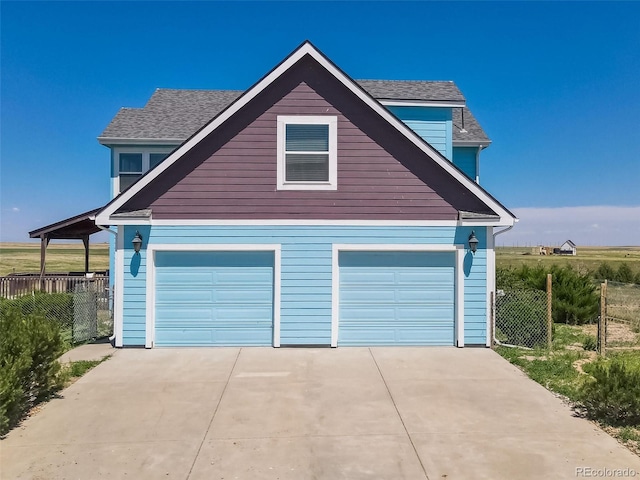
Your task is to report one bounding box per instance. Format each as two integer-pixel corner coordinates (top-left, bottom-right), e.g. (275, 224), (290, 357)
(495, 291), (548, 348)
(593, 262), (616, 282)
(616, 263), (635, 284)
(580, 357), (640, 426)
(0, 292), (73, 330)
(497, 264), (598, 325)
(0, 307), (65, 436)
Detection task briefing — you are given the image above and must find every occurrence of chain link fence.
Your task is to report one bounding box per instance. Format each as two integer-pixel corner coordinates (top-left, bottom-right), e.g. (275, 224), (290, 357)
(600, 281), (640, 354)
(0, 277), (113, 345)
(494, 289), (550, 349)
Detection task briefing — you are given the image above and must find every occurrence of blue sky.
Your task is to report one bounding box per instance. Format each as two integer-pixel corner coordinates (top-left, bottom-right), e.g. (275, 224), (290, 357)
(1, 1), (639, 246)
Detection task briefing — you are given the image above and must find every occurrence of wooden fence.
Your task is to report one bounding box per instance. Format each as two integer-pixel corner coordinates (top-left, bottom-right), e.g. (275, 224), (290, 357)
(0, 273), (110, 299)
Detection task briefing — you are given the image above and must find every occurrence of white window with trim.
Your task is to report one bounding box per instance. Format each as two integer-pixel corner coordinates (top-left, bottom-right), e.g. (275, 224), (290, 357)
(114, 147), (175, 194)
(277, 116), (337, 190)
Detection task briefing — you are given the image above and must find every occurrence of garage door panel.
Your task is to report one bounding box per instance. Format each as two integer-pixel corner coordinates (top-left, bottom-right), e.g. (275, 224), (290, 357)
(158, 271), (215, 285)
(154, 251), (274, 346)
(339, 251), (455, 346)
(156, 289), (215, 303)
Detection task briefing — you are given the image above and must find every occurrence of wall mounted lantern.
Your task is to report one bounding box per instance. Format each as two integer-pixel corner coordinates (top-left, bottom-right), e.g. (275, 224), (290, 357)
(468, 231), (479, 254)
(132, 231), (143, 254)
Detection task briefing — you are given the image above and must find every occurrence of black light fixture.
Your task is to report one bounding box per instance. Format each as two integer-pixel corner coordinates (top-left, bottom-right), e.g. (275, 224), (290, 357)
(132, 231), (143, 254)
(468, 231), (479, 254)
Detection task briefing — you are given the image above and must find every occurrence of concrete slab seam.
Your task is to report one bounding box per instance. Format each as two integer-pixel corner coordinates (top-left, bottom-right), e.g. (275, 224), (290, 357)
(368, 348), (431, 480)
(185, 347), (242, 480)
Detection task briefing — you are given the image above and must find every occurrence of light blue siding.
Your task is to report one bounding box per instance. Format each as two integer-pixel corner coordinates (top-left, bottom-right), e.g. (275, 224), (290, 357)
(339, 251), (455, 346)
(452, 147), (478, 181)
(154, 251), (273, 346)
(386, 106), (452, 159)
(120, 225), (488, 347)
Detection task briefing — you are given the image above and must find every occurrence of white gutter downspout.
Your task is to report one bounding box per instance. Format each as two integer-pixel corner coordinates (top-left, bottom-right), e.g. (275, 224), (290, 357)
(475, 146), (482, 184)
(91, 219), (118, 344)
(491, 224), (523, 348)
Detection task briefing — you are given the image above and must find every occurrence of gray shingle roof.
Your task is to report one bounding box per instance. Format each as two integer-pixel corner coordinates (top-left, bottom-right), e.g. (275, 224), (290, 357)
(452, 107), (490, 144)
(99, 81), (489, 144)
(356, 80), (465, 103)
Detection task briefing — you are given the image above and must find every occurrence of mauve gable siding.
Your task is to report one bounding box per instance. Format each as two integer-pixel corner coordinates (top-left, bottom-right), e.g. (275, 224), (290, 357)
(121, 56), (493, 219)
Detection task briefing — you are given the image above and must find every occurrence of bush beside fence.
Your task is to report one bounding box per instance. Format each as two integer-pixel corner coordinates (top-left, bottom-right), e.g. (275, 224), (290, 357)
(0, 276), (113, 345)
(495, 289), (549, 349)
(0, 308), (65, 436)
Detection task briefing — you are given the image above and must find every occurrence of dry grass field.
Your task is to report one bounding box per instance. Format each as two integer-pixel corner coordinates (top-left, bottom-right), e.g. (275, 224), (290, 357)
(0, 242), (109, 276)
(1, 243), (638, 278)
(497, 246), (640, 276)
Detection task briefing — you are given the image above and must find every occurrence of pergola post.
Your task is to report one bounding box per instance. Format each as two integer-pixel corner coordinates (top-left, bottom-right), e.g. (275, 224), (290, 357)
(39, 234), (50, 279)
(82, 235), (90, 273)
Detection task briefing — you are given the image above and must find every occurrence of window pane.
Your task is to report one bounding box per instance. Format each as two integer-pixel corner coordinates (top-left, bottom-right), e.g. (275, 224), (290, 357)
(285, 154), (329, 181)
(119, 173), (141, 191)
(286, 124), (329, 152)
(119, 153), (142, 173)
(150, 153), (168, 169)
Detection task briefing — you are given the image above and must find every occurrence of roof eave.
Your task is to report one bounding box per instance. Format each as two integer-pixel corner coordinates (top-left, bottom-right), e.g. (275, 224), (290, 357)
(379, 100), (466, 108)
(98, 137), (184, 146)
(453, 140), (492, 148)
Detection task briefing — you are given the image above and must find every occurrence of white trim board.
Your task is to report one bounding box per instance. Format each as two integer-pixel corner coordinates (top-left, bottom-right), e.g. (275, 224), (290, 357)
(330, 244), (465, 348)
(106, 218), (513, 227)
(114, 229), (124, 347)
(96, 41), (515, 227)
(276, 115), (338, 190)
(143, 243), (282, 348)
(380, 100), (466, 108)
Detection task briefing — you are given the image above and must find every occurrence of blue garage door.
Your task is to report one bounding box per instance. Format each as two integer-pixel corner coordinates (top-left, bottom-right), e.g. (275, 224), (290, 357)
(339, 251), (455, 346)
(154, 251), (274, 346)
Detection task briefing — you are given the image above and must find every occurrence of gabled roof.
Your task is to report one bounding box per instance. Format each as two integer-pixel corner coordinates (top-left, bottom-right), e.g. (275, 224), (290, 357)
(99, 80), (488, 145)
(561, 240), (577, 248)
(96, 41), (515, 226)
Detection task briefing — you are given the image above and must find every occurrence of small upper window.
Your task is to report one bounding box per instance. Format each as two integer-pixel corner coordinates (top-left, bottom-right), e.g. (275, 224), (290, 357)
(115, 148), (174, 194)
(119, 153), (143, 191)
(277, 116), (337, 190)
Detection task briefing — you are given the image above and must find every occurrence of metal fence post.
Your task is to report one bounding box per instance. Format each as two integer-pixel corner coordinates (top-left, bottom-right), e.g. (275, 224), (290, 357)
(547, 274), (552, 349)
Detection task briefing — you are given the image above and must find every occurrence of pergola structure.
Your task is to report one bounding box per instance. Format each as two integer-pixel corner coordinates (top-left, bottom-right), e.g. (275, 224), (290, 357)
(28, 208), (104, 277)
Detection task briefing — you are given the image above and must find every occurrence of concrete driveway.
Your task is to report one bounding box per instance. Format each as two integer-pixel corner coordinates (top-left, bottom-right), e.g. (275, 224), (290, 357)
(2, 348), (640, 479)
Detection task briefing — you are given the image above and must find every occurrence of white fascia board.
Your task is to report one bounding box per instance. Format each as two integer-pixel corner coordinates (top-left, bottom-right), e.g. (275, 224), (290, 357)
(98, 137), (184, 146)
(459, 218), (515, 227)
(453, 141), (491, 148)
(98, 42), (515, 224)
(98, 218), (515, 227)
(149, 219), (460, 227)
(380, 100), (466, 108)
(96, 216), (152, 226)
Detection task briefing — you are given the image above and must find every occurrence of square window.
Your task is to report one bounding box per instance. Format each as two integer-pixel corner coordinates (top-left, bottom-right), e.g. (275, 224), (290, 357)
(119, 174), (141, 191)
(277, 116), (337, 190)
(119, 153), (143, 173)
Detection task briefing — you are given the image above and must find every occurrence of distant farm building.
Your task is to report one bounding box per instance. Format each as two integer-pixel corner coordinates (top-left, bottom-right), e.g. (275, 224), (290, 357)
(533, 241), (577, 256)
(554, 240), (577, 256)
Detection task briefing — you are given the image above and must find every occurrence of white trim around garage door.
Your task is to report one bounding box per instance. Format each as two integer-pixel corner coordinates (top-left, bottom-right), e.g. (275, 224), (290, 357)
(144, 244), (282, 348)
(331, 244), (465, 348)
(114, 228), (125, 348)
